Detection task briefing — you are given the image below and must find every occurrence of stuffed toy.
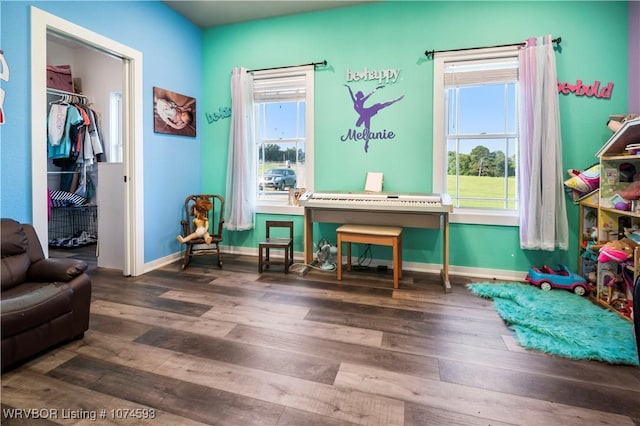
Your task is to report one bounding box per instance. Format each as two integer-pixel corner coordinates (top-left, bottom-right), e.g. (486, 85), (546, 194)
(618, 179), (640, 201)
(564, 163), (600, 202)
(177, 197), (213, 244)
(592, 237), (638, 264)
(606, 114), (640, 133)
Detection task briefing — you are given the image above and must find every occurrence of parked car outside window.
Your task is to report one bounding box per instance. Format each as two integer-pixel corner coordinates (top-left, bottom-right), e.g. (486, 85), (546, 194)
(259, 168), (297, 191)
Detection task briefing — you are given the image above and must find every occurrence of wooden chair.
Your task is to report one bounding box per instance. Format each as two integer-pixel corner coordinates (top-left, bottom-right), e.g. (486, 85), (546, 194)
(258, 220), (294, 274)
(178, 194), (224, 270)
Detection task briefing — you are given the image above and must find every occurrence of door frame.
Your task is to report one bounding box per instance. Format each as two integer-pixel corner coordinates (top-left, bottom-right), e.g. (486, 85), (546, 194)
(30, 6), (144, 276)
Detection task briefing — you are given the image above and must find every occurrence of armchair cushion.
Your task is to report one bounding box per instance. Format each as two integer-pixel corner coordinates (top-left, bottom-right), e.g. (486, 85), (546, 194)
(28, 258), (88, 282)
(1, 219), (28, 257)
(1, 219), (30, 291)
(1, 282), (73, 338)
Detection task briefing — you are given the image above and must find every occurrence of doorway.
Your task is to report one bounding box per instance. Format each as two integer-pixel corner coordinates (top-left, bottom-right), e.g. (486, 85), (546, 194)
(30, 6), (144, 276)
(46, 34), (121, 271)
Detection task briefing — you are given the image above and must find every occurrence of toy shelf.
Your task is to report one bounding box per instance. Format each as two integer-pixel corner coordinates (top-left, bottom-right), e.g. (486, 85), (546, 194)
(588, 119), (640, 322)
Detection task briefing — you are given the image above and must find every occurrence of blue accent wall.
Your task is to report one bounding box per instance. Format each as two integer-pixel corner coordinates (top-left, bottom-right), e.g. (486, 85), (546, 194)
(0, 1), (202, 263)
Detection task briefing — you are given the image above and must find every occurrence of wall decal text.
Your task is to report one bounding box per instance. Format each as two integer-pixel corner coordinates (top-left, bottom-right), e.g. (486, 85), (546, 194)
(206, 106), (231, 124)
(346, 67), (401, 84)
(557, 79), (614, 99)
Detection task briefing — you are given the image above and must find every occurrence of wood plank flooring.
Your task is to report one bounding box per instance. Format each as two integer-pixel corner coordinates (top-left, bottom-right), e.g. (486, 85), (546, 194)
(2, 247), (639, 425)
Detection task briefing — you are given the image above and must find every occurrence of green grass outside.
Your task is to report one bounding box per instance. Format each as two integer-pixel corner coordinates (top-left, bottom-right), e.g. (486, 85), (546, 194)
(447, 175), (517, 209)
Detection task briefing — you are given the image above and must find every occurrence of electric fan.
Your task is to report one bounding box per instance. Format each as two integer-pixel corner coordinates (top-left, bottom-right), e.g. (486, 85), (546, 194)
(315, 239), (336, 270)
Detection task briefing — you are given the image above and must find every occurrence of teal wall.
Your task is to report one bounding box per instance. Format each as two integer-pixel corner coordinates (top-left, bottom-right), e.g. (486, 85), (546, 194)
(202, 1), (629, 274)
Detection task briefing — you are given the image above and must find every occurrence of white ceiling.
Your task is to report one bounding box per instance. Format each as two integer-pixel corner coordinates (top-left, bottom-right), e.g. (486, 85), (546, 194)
(162, 0), (376, 28)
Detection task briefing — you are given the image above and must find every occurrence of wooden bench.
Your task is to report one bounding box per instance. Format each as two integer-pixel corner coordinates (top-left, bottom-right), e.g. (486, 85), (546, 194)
(336, 224), (403, 288)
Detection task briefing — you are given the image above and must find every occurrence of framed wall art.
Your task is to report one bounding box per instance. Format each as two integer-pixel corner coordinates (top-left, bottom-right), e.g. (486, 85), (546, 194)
(153, 86), (196, 137)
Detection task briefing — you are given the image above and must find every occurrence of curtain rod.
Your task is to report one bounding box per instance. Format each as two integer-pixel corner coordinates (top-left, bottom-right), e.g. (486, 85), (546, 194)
(424, 37), (561, 58)
(247, 60), (327, 73)
(47, 87), (87, 98)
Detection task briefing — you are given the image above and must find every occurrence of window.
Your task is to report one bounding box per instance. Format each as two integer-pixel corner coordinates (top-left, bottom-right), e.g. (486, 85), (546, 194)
(253, 66), (314, 212)
(433, 47), (520, 226)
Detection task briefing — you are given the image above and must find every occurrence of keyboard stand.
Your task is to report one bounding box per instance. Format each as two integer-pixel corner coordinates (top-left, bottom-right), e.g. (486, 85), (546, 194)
(302, 205), (451, 293)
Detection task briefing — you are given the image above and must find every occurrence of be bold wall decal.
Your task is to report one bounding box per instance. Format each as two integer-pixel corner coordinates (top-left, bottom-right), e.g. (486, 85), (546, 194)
(557, 79), (614, 99)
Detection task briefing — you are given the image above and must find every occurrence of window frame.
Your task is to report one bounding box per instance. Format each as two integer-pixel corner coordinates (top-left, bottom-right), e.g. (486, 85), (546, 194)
(432, 46), (520, 226)
(252, 66), (314, 215)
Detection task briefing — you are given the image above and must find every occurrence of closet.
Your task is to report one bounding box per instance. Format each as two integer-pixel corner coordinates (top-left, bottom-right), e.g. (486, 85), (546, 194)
(46, 34), (124, 269)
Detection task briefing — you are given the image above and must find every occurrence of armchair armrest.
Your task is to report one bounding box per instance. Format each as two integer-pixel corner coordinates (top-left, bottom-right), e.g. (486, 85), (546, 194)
(27, 258), (88, 282)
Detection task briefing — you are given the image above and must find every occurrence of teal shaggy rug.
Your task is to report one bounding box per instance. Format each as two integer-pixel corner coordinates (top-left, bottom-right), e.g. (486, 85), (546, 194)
(467, 282), (639, 366)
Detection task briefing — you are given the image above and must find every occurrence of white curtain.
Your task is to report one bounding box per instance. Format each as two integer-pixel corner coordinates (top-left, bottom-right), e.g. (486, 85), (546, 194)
(518, 35), (568, 250)
(224, 67), (256, 231)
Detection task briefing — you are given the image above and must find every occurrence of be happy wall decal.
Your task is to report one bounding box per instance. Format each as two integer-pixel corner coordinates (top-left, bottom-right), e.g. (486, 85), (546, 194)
(340, 67), (405, 153)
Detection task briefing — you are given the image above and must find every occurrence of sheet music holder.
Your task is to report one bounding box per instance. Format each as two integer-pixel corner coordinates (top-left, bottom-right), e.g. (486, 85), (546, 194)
(365, 172), (383, 192)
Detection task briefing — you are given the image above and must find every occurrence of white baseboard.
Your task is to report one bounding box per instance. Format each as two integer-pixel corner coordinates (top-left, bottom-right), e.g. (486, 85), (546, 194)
(144, 245), (527, 282)
(143, 252), (183, 273)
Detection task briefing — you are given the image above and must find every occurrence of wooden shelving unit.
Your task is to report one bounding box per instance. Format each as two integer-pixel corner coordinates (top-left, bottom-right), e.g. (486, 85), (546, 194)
(577, 190), (599, 279)
(590, 119), (640, 322)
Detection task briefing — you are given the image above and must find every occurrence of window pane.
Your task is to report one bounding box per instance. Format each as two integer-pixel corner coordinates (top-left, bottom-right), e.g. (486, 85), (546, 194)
(449, 84), (515, 135)
(261, 101), (304, 140)
(256, 101), (306, 200)
(447, 138), (517, 209)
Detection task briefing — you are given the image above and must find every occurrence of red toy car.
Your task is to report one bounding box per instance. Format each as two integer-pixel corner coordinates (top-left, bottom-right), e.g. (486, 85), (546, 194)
(525, 264), (592, 296)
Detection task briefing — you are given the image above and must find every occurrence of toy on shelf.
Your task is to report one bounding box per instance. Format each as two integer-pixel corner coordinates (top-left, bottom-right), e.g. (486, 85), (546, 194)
(581, 242), (599, 283)
(593, 236), (637, 319)
(599, 267), (634, 319)
(592, 237), (638, 264)
(607, 113), (640, 134)
(525, 264), (591, 296)
(564, 163), (600, 203)
(618, 180), (640, 202)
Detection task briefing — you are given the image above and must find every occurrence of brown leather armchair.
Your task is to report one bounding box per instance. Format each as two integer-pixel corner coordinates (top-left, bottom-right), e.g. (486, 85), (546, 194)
(1, 218), (91, 370)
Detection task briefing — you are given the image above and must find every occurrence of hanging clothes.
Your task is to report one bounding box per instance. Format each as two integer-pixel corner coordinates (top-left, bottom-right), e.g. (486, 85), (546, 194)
(47, 101), (105, 163)
(47, 103), (67, 146)
(48, 102), (83, 161)
(46, 93), (106, 195)
(86, 107), (104, 162)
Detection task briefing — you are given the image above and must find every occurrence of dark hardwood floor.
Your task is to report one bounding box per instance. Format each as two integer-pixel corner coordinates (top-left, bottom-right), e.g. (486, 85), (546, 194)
(2, 246), (639, 425)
